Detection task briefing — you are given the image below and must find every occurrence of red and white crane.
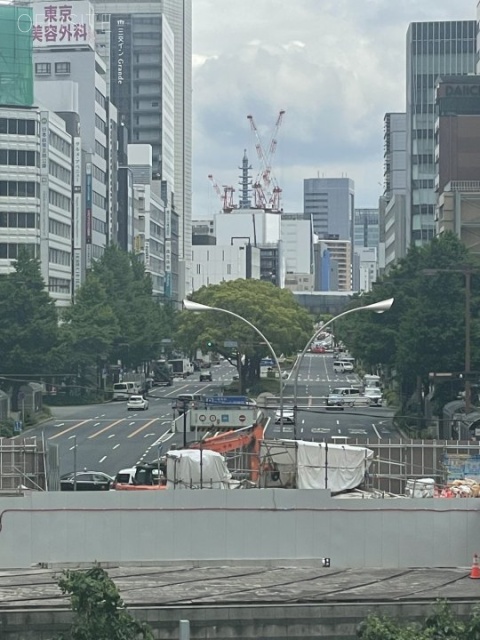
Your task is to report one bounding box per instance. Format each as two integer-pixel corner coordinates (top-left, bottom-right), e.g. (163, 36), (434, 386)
(208, 174), (237, 213)
(247, 109), (285, 212)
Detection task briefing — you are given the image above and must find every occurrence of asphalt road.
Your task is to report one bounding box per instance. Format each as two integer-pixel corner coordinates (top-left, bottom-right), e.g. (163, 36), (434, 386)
(265, 352), (395, 442)
(39, 360), (239, 477)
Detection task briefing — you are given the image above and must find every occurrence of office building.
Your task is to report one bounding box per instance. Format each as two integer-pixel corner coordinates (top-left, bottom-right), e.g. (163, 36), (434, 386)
(0, 106), (73, 307)
(313, 242), (339, 292)
(191, 244), (260, 292)
(354, 247), (378, 293)
(317, 238), (351, 291)
(93, 0), (192, 290)
(383, 113), (407, 270)
(281, 213), (314, 276)
(406, 20), (476, 248)
(304, 177), (354, 240)
(353, 208), (379, 249)
(33, 0), (118, 294)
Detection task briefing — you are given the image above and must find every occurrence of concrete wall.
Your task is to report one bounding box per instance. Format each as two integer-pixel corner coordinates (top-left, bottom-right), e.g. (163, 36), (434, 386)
(1, 601), (478, 640)
(0, 489), (478, 570)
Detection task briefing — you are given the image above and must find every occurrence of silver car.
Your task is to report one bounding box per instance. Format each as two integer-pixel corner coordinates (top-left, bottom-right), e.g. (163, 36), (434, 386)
(275, 407), (295, 423)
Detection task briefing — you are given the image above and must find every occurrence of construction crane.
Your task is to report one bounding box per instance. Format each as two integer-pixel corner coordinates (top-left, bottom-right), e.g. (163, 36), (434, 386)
(247, 109), (285, 212)
(208, 174), (237, 213)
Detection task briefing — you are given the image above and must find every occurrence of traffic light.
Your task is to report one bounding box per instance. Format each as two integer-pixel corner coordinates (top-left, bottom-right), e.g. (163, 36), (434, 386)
(206, 340), (214, 349)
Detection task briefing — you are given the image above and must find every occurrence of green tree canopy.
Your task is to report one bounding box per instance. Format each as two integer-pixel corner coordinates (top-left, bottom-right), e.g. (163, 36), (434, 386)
(176, 279), (313, 384)
(0, 248), (59, 377)
(56, 566), (154, 640)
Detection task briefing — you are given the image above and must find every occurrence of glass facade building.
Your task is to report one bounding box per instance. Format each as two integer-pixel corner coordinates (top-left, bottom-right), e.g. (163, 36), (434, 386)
(0, 6), (34, 107)
(354, 208), (379, 249)
(406, 21), (476, 248)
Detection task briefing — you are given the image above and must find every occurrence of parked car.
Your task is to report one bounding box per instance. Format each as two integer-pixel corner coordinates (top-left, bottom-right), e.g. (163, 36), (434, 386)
(275, 407), (295, 424)
(60, 471), (113, 491)
(199, 371), (212, 382)
(111, 468), (136, 489)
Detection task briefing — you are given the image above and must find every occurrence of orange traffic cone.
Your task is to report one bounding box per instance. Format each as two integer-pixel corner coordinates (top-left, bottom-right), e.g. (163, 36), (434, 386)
(470, 554), (480, 579)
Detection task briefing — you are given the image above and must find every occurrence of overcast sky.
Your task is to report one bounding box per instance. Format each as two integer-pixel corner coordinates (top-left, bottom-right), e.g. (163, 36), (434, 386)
(192, 0), (477, 218)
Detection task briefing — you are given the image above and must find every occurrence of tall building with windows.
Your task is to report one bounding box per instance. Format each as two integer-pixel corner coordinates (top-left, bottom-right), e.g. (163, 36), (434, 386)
(406, 21), (476, 248)
(32, 0), (118, 296)
(303, 177), (354, 241)
(353, 209), (379, 249)
(93, 0), (192, 295)
(0, 107), (73, 307)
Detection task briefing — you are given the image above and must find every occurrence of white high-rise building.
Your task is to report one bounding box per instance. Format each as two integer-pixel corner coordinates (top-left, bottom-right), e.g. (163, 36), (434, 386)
(93, 0), (192, 295)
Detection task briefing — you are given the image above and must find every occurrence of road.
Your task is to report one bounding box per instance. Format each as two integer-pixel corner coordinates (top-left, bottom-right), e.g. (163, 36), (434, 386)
(40, 359), (239, 477)
(265, 352), (395, 442)
(35, 354), (394, 477)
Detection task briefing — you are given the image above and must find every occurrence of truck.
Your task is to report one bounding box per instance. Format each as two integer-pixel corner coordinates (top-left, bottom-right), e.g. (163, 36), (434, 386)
(152, 360), (173, 387)
(112, 373), (147, 400)
(168, 358), (192, 379)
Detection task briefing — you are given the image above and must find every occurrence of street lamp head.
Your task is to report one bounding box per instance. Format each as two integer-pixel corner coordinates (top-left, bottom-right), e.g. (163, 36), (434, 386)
(364, 297), (394, 314)
(182, 299), (213, 312)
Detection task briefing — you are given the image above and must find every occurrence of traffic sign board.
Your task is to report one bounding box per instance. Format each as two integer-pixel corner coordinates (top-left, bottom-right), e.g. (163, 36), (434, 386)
(14, 420), (22, 433)
(209, 415), (217, 422)
(239, 414), (246, 423)
(205, 396), (253, 406)
(224, 340), (238, 348)
(199, 414), (206, 422)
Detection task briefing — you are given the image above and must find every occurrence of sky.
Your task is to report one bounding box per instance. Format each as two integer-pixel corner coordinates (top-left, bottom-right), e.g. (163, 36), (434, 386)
(192, 0), (477, 218)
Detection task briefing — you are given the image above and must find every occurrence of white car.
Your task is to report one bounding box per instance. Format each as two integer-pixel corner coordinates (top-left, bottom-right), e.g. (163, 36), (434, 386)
(127, 395), (149, 411)
(364, 387), (383, 406)
(275, 407), (295, 424)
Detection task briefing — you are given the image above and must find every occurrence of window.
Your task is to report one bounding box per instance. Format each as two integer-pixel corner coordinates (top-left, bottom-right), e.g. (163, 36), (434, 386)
(48, 277), (71, 293)
(95, 140), (106, 159)
(0, 181), (38, 197)
(49, 131), (71, 156)
(0, 150), (38, 167)
(49, 247), (71, 266)
(92, 191), (106, 210)
(95, 89), (106, 109)
(196, 264), (201, 274)
(35, 62), (51, 75)
(49, 189), (71, 211)
(49, 160), (71, 185)
(0, 119), (36, 135)
(0, 243), (38, 259)
(92, 216), (106, 234)
(95, 114), (106, 134)
(226, 264), (232, 275)
(0, 212), (36, 228)
(92, 165), (106, 184)
(54, 62), (70, 74)
(49, 218), (71, 238)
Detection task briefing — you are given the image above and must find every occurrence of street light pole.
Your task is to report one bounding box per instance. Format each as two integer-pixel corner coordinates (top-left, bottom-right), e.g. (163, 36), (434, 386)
(292, 297), (395, 437)
(182, 299), (285, 430)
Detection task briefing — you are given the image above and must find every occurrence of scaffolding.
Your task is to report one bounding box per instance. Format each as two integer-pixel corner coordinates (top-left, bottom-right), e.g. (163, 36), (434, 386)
(0, 436), (51, 492)
(0, 5), (34, 107)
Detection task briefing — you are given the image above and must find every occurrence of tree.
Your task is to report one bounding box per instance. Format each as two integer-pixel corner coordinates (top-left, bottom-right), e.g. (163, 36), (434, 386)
(57, 275), (120, 394)
(176, 279), (313, 386)
(336, 233), (480, 422)
(56, 566), (154, 640)
(0, 249), (59, 407)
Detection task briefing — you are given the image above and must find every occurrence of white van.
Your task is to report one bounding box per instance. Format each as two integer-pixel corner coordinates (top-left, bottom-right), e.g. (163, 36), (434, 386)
(112, 381), (135, 400)
(364, 374), (381, 388)
(327, 387), (369, 407)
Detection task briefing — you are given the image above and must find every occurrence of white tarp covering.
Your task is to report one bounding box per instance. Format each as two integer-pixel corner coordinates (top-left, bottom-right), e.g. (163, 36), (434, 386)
(261, 439), (374, 493)
(166, 449), (233, 489)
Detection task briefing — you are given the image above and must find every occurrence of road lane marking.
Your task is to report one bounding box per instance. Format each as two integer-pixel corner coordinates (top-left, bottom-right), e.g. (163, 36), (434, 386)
(49, 419), (91, 440)
(163, 383), (192, 397)
(112, 444), (120, 450)
(129, 421), (135, 426)
(108, 434), (115, 439)
(88, 419), (125, 440)
(128, 418), (159, 438)
(54, 423), (65, 427)
(372, 423), (382, 439)
(144, 433), (155, 438)
(93, 422), (100, 427)
(99, 455), (107, 463)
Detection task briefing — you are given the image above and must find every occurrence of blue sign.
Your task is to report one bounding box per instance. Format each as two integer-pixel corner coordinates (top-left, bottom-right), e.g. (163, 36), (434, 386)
(221, 414), (229, 422)
(14, 421), (23, 433)
(205, 396), (252, 406)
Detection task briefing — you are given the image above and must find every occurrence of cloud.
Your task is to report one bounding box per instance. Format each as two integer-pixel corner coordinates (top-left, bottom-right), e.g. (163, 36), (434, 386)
(192, 0), (476, 215)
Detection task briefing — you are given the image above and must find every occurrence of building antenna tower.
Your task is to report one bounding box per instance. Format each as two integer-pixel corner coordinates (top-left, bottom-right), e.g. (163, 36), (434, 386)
(247, 109), (285, 212)
(238, 149), (252, 209)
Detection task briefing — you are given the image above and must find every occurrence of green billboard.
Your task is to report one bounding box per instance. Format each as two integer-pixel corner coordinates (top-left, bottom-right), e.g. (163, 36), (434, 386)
(0, 6), (34, 107)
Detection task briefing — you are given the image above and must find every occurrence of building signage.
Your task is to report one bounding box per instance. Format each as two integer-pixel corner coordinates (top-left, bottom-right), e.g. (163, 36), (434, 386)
(445, 84), (480, 97)
(73, 248), (82, 293)
(165, 208), (171, 239)
(73, 138), (82, 253)
(144, 239), (150, 267)
(110, 15), (131, 121)
(39, 112), (49, 279)
(85, 162), (92, 245)
(165, 239), (172, 272)
(31, 1), (95, 49)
